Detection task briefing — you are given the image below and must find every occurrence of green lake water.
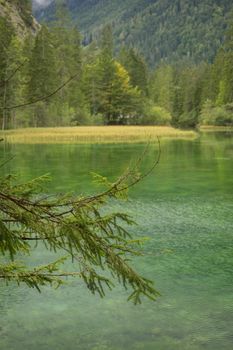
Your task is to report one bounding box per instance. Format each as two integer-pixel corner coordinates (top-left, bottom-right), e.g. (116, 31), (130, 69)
(0, 131), (232, 350)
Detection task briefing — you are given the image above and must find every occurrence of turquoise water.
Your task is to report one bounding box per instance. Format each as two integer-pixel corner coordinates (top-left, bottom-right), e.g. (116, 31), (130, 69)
(0, 132), (233, 349)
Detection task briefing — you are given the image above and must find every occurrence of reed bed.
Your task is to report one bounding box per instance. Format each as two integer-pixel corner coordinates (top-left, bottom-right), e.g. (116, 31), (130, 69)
(1, 126), (196, 144)
(199, 125), (233, 132)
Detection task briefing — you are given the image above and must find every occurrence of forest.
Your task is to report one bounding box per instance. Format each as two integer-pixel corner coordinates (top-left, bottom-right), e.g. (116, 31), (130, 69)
(1, 2), (233, 130)
(35, 0), (233, 66)
(1, 2), (233, 349)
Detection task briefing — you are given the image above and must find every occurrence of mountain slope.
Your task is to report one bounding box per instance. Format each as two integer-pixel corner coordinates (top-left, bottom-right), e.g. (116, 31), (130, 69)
(34, 0), (233, 66)
(0, 0), (39, 37)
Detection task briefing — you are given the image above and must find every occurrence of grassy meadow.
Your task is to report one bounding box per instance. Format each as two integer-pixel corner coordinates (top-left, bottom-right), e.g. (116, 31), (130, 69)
(1, 126), (196, 144)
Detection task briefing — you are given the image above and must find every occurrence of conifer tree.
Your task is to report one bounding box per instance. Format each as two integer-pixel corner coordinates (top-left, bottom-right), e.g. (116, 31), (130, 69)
(0, 18), (13, 128)
(150, 64), (174, 113)
(47, 1), (93, 125)
(216, 16), (233, 105)
(3, 36), (24, 129)
(97, 25), (115, 123)
(119, 48), (148, 96)
(85, 26), (142, 124)
(26, 25), (57, 126)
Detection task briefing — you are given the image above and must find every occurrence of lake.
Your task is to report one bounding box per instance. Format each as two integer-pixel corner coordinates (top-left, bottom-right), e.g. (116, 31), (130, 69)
(0, 131), (232, 350)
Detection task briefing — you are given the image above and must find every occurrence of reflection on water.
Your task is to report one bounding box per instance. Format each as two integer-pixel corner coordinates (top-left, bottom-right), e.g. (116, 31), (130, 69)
(0, 132), (233, 349)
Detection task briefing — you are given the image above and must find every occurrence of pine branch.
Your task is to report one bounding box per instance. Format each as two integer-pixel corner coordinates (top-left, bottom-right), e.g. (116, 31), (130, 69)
(0, 142), (161, 303)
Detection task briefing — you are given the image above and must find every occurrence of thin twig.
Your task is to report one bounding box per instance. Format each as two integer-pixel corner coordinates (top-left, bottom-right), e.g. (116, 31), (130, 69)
(0, 272), (82, 279)
(0, 60), (26, 89)
(0, 156), (15, 169)
(2, 72), (80, 110)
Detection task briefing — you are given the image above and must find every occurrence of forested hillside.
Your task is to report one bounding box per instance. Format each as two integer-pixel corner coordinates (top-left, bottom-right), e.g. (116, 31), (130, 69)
(1, 0), (233, 129)
(34, 0), (233, 66)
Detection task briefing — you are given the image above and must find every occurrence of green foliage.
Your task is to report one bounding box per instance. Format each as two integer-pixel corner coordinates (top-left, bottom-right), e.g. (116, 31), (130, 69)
(119, 48), (148, 96)
(82, 27), (143, 125)
(36, 0), (233, 67)
(0, 156), (160, 303)
(0, 17), (14, 122)
(198, 14), (233, 126)
(149, 62), (206, 128)
(140, 102), (171, 126)
(2, 2), (233, 129)
(201, 100), (233, 126)
(26, 25), (58, 126)
(50, 8), (85, 125)
(216, 53), (233, 105)
(97, 60), (141, 125)
(147, 13), (233, 128)
(149, 64), (174, 113)
(7, 0), (33, 26)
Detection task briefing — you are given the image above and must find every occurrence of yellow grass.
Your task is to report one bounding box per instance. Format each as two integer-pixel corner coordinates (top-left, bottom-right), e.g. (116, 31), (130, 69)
(199, 125), (233, 132)
(1, 126), (197, 144)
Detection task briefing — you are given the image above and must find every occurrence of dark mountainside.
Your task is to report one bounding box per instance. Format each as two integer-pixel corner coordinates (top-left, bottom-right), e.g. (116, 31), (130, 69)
(34, 0), (233, 66)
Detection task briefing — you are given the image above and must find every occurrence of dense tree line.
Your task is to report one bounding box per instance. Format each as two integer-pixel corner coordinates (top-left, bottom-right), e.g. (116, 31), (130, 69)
(0, 7), (233, 129)
(149, 17), (233, 128)
(0, 15), (146, 128)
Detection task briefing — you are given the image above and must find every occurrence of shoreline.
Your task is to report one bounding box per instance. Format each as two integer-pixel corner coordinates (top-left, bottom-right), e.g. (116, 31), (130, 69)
(199, 125), (233, 132)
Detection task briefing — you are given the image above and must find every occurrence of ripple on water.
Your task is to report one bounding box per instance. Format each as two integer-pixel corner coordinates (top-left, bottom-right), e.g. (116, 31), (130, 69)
(0, 133), (232, 349)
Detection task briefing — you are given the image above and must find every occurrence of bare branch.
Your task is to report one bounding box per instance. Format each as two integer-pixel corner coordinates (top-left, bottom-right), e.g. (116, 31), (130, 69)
(1, 72), (80, 110)
(0, 60), (26, 88)
(0, 155), (15, 168)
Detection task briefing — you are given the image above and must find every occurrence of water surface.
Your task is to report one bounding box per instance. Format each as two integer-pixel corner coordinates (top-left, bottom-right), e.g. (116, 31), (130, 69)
(0, 132), (232, 350)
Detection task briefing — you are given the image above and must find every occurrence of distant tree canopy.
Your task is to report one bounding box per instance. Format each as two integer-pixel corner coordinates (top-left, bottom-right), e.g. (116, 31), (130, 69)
(0, 4), (233, 129)
(35, 0), (233, 67)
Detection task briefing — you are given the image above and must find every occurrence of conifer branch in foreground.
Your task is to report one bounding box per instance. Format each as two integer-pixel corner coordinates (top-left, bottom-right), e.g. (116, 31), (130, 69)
(0, 141), (161, 304)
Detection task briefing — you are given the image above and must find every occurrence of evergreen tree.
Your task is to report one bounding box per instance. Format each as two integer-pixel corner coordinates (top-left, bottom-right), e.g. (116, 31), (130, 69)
(3, 36), (24, 129)
(119, 48), (148, 96)
(97, 25), (115, 123)
(216, 16), (233, 105)
(85, 26), (142, 124)
(26, 25), (57, 126)
(173, 64), (205, 128)
(150, 64), (174, 113)
(105, 61), (142, 124)
(51, 3), (84, 124)
(0, 18), (15, 130)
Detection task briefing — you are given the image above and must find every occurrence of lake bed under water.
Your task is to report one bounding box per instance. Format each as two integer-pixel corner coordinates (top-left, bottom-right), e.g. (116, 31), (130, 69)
(0, 131), (232, 350)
